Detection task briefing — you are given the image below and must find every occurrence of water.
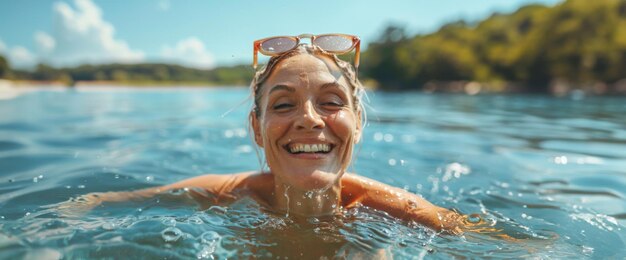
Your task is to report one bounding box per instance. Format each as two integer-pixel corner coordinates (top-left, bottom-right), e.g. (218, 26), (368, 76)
(1, 86), (625, 258)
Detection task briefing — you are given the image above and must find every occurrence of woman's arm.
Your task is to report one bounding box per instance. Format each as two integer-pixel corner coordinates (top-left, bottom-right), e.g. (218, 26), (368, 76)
(56, 172), (260, 216)
(341, 174), (463, 234)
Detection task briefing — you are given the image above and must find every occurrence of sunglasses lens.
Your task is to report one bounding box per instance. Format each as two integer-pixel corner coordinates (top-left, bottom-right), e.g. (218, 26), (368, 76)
(313, 35), (354, 53)
(260, 37), (298, 54)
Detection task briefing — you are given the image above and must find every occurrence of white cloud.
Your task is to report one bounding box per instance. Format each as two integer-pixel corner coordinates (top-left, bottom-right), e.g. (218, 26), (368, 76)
(8, 46), (37, 69)
(42, 0), (144, 66)
(0, 39), (36, 69)
(161, 37), (215, 69)
(34, 31), (56, 53)
(158, 0), (170, 11)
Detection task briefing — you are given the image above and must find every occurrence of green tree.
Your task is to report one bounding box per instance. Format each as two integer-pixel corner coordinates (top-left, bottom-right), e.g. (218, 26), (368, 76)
(0, 55), (10, 78)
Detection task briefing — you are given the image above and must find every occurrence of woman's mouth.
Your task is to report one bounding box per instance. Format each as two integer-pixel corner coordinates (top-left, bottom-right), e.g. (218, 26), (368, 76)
(285, 143), (334, 154)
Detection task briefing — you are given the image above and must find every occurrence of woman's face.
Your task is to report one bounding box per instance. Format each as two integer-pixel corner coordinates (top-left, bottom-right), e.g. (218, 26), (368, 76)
(252, 54), (361, 190)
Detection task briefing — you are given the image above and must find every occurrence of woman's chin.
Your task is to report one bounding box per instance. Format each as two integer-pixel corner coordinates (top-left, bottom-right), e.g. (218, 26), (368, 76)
(285, 169), (342, 190)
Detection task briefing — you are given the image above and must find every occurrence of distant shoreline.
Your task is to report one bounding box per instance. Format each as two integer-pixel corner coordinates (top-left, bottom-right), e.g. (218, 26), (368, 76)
(3, 79), (626, 96)
(5, 80), (230, 88)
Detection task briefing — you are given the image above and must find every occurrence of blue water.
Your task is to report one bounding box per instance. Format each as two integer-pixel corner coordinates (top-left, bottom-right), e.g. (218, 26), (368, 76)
(1, 87), (625, 259)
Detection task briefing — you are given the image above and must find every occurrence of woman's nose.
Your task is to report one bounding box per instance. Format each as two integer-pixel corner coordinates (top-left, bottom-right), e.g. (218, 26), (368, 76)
(295, 101), (325, 130)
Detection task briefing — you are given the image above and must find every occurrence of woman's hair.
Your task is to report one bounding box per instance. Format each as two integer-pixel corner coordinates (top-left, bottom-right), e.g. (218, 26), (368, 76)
(249, 44), (365, 118)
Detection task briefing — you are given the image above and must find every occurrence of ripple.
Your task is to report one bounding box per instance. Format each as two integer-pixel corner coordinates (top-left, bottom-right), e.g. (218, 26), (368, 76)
(0, 154), (68, 175)
(0, 140), (25, 152)
(539, 188), (622, 199)
(37, 134), (120, 149)
(541, 140), (626, 158)
(0, 122), (42, 132)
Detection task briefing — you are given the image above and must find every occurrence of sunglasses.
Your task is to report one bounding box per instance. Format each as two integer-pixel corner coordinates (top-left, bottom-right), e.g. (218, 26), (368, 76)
(253, 33), (360, 70)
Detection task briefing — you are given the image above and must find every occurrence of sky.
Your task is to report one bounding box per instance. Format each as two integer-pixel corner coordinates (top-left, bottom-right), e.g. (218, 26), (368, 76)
(0, 0), (563, 70)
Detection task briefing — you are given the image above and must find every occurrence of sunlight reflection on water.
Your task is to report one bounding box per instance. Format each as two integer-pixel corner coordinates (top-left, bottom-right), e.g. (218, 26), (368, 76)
(0, 88), (625, 258)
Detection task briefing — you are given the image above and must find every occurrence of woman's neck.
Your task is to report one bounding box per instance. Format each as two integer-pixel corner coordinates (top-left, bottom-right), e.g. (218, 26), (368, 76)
(272, 176), (341, 217)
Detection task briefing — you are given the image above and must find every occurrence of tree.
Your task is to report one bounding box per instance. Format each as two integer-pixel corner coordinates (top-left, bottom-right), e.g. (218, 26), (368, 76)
(0, 55), (9, 78)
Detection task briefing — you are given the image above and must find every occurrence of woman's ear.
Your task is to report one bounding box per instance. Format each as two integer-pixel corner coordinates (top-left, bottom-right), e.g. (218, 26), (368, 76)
(250, 111), (264, 147)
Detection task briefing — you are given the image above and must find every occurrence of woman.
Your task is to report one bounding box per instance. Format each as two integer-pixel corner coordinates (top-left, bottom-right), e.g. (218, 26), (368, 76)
(66, 34), (464, 235)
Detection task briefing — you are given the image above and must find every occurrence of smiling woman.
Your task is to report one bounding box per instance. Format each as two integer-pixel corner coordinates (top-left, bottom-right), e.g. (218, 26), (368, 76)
(59, 35), (465, 257)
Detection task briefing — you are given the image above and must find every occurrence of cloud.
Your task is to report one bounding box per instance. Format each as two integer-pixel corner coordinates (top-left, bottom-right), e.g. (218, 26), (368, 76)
(158, 0), (170, 11)
(161, 37), (215, 69)
(41, 0), (144, 66)
(8, 46), (37, 69)
(0, 38), (37, 69)
(34, 31), (56, 53)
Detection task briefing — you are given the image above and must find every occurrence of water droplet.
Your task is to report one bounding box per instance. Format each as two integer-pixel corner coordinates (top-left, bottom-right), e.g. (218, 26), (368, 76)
(197, 245), (216, 259)
(146, 176), (154, 182)
(200, 231), (221, 244)
(161, 227), (183, 242)
(188, 216), (203, 224)
(77, 185), (85, 189)
(24, 212), (31, 217)
(197, 231), (221, 258)
(102, 222), (117, 230)
(32, 177), (38, 183)
(407, 201), (418, 210)
(169, 188), (186, 195)
(224, 130), (234, 138)
(388, 158), (397, 166)
(162, 217), (176, 226)
(208, 206), (227, 214)
(467, 214), (481, 223)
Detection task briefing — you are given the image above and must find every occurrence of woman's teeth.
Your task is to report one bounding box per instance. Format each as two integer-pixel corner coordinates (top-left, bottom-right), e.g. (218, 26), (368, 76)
(289, 144), (331, 154)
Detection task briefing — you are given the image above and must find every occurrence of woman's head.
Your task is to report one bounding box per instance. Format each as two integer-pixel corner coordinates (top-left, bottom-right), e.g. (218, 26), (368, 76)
(250, 45), (365, 190)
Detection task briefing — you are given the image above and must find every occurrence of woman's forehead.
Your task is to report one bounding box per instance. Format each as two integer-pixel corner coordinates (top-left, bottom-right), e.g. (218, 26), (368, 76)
(265, 54), (347, 89)
(276, 54), (341, 76)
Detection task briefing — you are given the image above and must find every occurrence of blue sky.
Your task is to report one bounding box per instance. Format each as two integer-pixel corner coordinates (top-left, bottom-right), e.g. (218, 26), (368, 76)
(0, 0), (562, 70)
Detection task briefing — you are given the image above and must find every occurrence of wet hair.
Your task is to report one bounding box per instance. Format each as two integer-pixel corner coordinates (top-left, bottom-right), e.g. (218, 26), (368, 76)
(249, 44), (365, 118)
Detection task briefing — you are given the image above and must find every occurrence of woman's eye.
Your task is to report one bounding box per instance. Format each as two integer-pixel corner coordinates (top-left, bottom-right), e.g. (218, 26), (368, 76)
(321, 98), (345, 107)
(273, 103), (293, 110)
(322, 102), (343, 107)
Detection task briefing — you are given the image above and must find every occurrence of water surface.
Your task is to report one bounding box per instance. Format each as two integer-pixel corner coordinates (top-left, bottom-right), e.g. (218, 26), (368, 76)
(0, 87), (625, 258)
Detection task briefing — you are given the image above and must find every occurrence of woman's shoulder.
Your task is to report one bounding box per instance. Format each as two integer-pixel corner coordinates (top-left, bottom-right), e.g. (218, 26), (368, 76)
(162, 171), (271, 192)
(341, 173), (381, 189)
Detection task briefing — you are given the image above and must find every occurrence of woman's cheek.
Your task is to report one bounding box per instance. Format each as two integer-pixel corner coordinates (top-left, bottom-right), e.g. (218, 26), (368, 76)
(327, 110), (357, 139)
(264, 117), (288, 143)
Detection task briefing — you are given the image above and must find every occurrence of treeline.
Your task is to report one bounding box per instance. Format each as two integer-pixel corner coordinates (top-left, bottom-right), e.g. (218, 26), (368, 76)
(362, 0), (626, 93)
(2, 0), (626, 93)
(0, 61), (253, 86)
